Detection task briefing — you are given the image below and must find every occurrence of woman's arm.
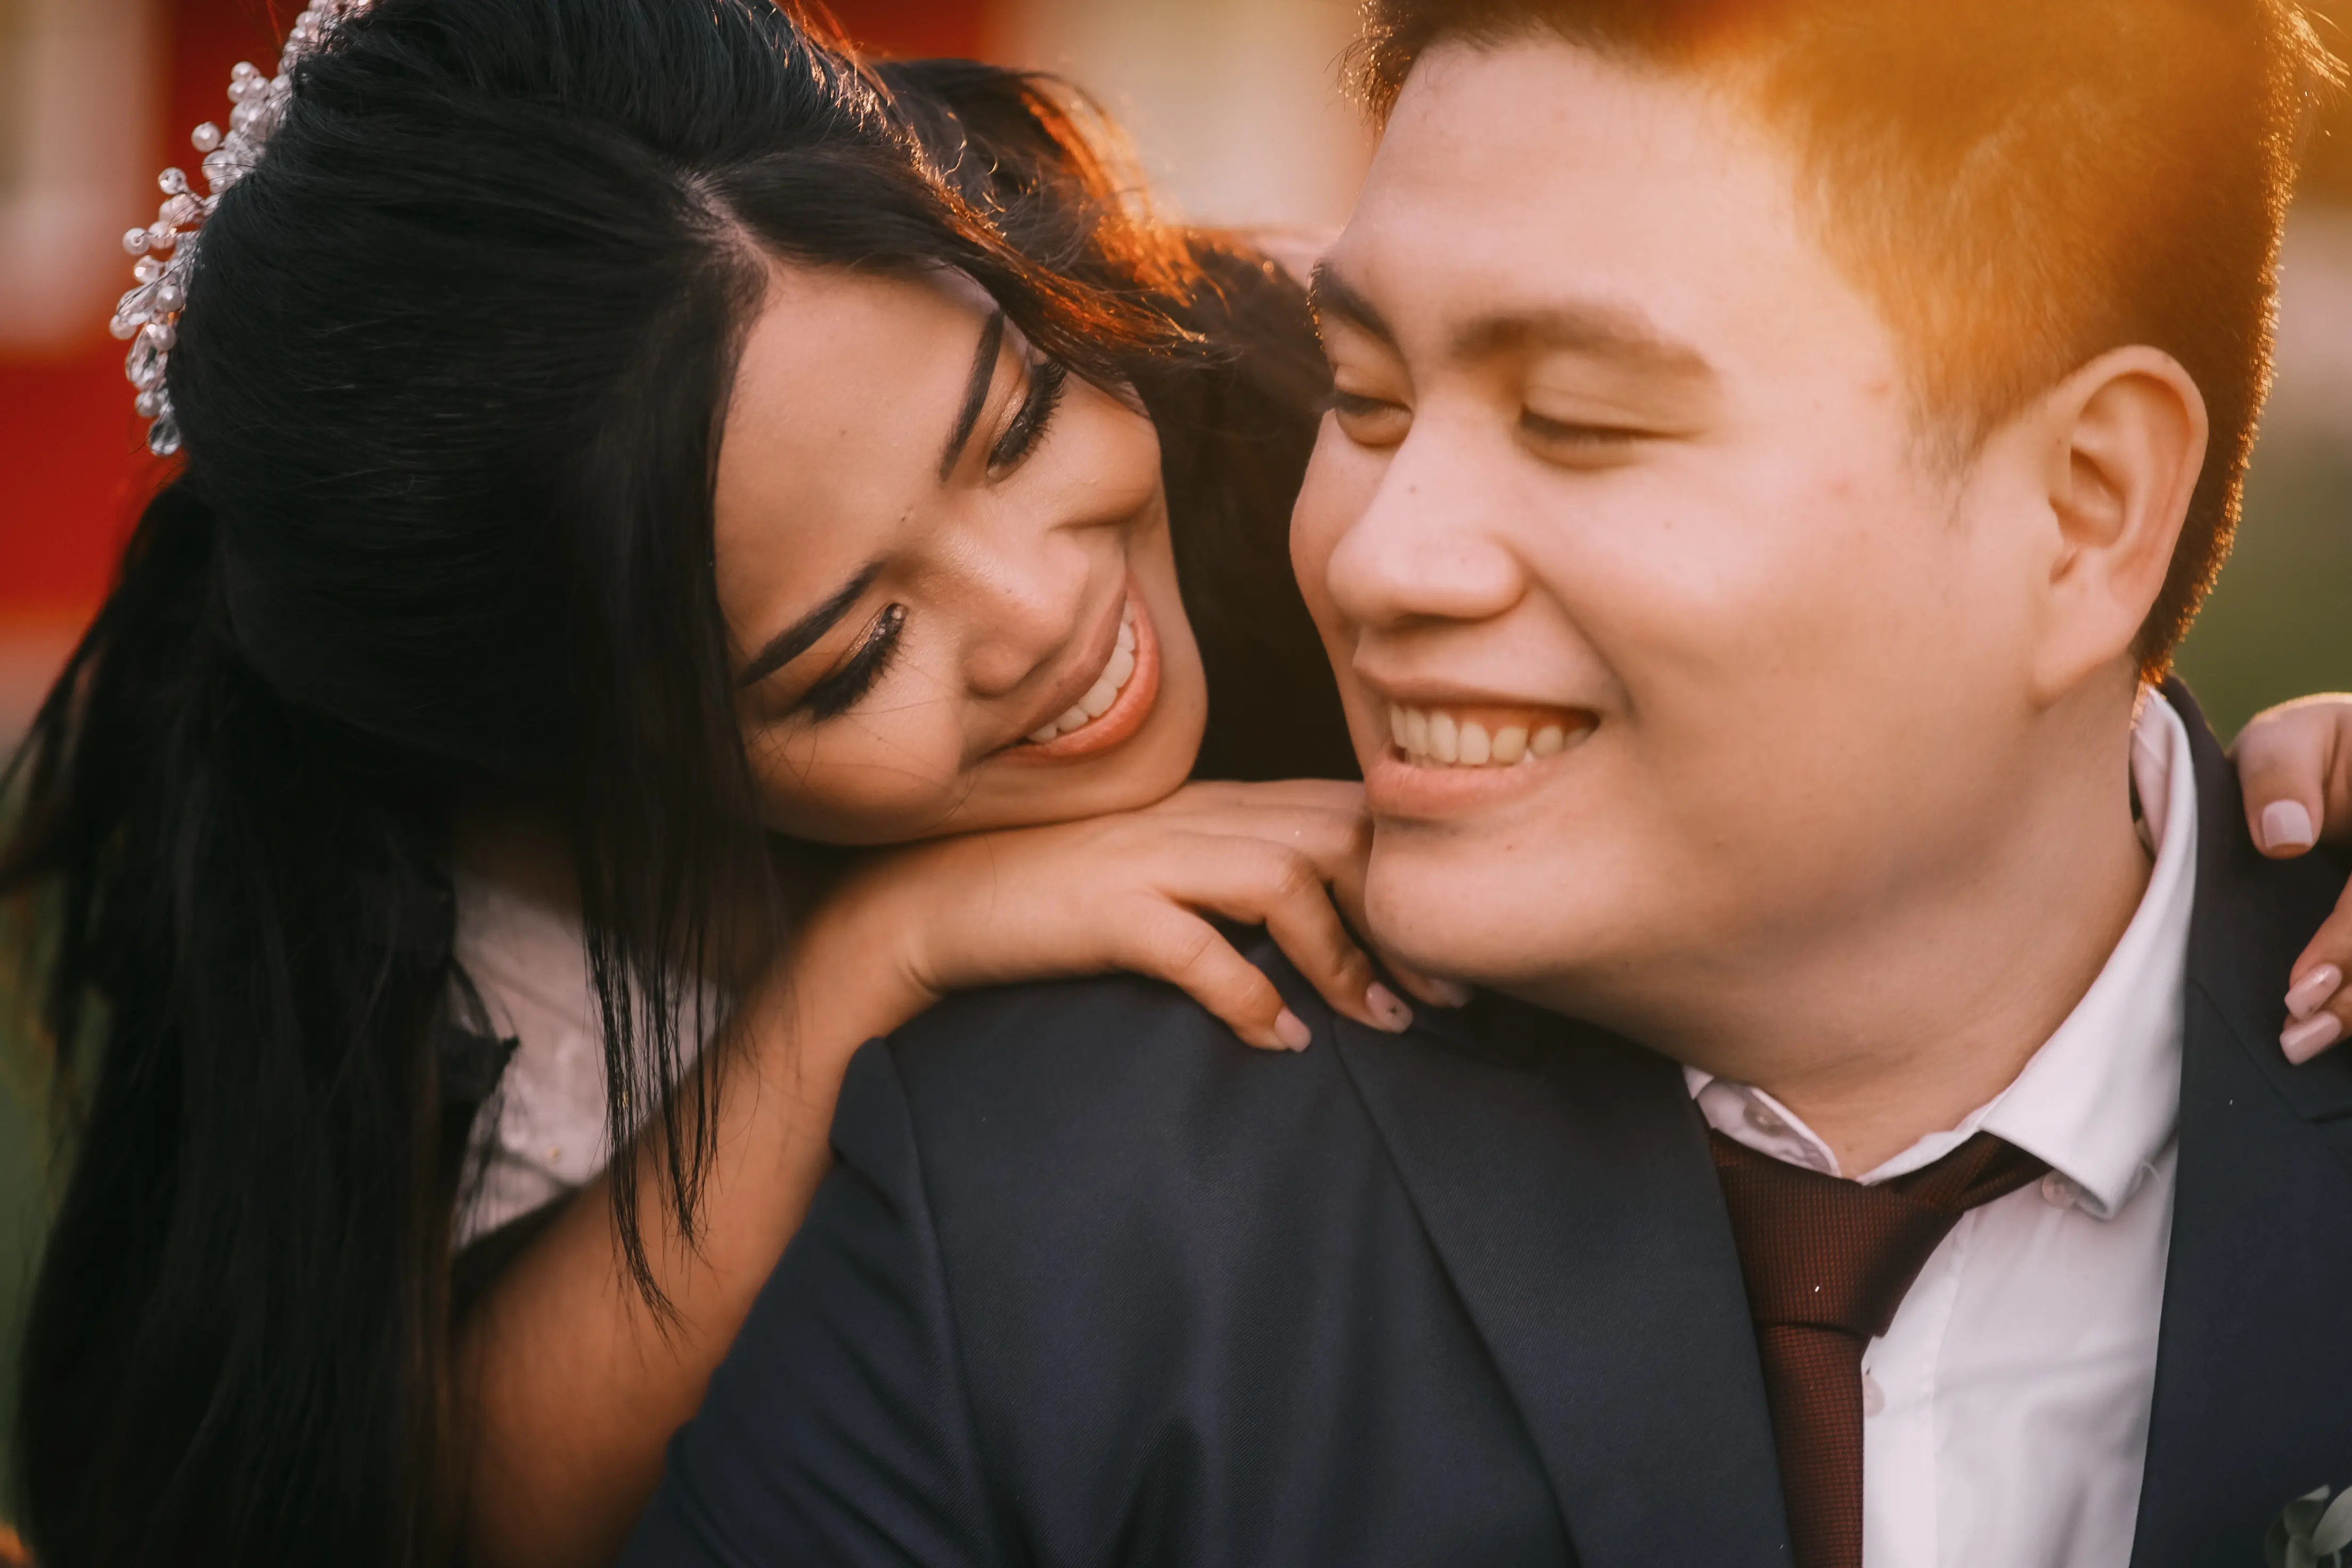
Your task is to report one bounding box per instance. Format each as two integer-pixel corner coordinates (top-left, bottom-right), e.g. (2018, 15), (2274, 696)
(450, 885), (916, 1568)
(449, 781), (1435, 1567)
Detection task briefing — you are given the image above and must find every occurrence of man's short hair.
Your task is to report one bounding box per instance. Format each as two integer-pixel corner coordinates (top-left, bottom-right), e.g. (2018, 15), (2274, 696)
(1353, 0), (2339, 670)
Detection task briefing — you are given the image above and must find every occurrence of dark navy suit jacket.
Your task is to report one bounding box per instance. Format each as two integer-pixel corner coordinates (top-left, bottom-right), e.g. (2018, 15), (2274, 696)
(625, 690), (2352, 1567)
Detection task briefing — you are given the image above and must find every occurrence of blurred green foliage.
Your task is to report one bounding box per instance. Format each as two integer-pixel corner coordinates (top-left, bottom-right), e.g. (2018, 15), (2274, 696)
(2182, 19), (2352, 728)
(2178, 442), (2352, 739)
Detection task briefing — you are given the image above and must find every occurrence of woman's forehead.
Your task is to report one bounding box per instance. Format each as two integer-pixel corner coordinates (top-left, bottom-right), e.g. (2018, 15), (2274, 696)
(710, 263), (1001, 649)
(718, 266), (987, 519)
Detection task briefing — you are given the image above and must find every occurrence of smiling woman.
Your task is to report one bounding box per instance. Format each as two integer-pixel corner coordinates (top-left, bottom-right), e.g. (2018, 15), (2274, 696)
(0, 4), (1389, 1565)
(716, 261), (1208, 843)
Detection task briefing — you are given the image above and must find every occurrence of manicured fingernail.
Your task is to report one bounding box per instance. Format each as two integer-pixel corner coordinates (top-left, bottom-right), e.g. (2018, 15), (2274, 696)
(1366, 983), (1414, 1033)
(2263, 800), (2317, 853)
(2282, 1011), (2344, 1064)
(1275, 1009), (1314, 1051)
(2286, 964), (2343, 1021)
(1427, 981), (1474, 1009)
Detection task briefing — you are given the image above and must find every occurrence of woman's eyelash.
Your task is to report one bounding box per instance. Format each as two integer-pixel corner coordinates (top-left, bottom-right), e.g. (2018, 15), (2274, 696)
(989, 358), (1069, 473)
(802, 603), (907, 721)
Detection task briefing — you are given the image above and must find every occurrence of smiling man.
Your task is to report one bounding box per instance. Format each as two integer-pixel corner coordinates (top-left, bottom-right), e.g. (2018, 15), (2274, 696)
(625, 4), (2352, 1566)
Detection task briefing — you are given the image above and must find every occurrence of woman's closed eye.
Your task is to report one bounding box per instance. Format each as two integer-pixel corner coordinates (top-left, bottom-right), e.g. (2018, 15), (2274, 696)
(784, 356), (1066, 725)
(989, 357), (1068, 477)
(799, 602), (908, 721)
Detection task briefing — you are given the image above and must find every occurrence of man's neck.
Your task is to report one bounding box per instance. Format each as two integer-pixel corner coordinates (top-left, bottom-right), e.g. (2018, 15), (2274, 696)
(1583, 696), (2159, 1176)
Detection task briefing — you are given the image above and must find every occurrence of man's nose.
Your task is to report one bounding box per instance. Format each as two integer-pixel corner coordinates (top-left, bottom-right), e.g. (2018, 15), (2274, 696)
(1321, 426), (1526, 632)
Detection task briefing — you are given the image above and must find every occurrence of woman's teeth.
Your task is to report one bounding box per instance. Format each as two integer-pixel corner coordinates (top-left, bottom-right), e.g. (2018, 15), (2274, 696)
(1028, 607), (1139, 745)
(1387, 704), (1594, 769)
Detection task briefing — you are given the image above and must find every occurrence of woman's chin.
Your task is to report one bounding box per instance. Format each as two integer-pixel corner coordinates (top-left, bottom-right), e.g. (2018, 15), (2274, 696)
(967, 712), (1204, 831)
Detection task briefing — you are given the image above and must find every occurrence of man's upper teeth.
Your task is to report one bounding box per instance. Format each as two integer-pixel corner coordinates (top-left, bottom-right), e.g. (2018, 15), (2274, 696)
(1387, 704), (1588, 768)
(1030, 608), (1139, 744)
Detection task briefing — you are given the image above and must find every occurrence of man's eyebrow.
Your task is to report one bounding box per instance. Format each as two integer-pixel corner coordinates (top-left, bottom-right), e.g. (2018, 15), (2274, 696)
(1309, 263), (1400, 348)
(938, 310), (1009, 482)
(1311, 267), (1709, 383)
(739, 560), (885, 690)
(1451, 306), (1713, 380)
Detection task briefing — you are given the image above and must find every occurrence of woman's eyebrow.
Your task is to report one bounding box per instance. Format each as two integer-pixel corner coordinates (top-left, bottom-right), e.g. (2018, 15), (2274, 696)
(740, 560), (885, 690)
(938, 310), (1009, 481)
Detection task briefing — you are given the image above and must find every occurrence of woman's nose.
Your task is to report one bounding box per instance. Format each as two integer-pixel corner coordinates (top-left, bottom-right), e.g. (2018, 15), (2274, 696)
(952, 527), (1095, 700)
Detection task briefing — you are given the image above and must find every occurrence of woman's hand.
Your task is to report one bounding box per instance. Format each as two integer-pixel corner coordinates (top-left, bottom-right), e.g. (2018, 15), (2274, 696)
(818, 779), (1461, 1054)
(2231, 695), (2352, 1062)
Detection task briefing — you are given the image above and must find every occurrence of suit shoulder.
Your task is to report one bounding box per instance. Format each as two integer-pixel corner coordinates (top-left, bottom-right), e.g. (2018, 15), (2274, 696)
(878, 952), (1346, 1144)
(854, 942), (1389, 1238)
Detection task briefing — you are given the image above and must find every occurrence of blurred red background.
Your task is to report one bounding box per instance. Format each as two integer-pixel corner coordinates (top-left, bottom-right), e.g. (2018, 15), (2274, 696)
(0, 0), (990, 673)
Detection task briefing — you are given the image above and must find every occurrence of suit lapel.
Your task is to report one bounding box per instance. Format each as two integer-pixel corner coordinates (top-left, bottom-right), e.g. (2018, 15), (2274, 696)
(2130, 684), (2352, 1568)
(1334, 1002), (1791, 1568)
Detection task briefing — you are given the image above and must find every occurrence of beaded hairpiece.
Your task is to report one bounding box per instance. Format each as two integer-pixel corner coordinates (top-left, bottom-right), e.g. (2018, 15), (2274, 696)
(113, 2), (368, 457)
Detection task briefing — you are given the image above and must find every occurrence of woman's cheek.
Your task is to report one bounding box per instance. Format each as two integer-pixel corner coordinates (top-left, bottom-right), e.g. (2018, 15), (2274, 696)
(748, 707), (975, 846)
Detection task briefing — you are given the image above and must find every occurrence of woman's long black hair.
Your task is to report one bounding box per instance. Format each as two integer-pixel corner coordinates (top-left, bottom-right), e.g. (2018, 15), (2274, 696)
(0, 1), (1346, 1562)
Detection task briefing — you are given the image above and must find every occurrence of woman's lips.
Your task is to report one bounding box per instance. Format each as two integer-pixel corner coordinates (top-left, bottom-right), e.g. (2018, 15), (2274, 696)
(1009, 586), (1162, 762)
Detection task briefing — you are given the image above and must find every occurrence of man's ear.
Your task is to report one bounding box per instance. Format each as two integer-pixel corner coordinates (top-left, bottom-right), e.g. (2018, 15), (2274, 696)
(2028, 346), (2209, 703)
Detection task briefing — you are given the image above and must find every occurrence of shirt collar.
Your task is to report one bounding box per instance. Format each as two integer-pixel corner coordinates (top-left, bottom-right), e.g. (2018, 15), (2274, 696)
(1686, 689), (2195, 1218)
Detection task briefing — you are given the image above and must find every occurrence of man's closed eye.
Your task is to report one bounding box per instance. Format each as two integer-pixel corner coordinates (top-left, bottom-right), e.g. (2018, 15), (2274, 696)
(1330, 388), (1412, 448)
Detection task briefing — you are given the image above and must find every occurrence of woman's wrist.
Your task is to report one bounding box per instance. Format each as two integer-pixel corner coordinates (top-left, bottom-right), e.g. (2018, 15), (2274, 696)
(756, 869), (940, 1067)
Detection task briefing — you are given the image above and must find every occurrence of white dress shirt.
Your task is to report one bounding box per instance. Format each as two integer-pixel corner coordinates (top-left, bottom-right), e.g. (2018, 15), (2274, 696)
(1687, 689), (2195, 1568)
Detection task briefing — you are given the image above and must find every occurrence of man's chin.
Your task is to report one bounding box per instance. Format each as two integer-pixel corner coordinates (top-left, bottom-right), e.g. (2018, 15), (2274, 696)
(1365, 859), (1608, 1001)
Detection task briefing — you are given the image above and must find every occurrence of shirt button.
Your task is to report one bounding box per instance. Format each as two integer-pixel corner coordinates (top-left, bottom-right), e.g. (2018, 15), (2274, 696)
(1744, 1101), (1788, 1137)
(2040, 1171), (2080, 1210)
(1861, 1372), (1887, 1418)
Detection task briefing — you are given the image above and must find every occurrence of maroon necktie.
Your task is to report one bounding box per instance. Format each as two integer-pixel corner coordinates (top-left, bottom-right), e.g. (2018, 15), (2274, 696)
(1709, 1129), (2050, 1568)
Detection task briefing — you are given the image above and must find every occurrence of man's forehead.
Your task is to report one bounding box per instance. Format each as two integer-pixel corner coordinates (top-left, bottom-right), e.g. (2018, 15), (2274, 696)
(1325, 34), (1859, 381)
(1352, 32), (1780, 237)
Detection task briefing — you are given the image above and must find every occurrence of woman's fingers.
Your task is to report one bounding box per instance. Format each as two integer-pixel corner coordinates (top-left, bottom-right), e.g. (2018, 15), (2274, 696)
(1112, 903), (1308, 1052)
(1164, 779), (1368, 817)
(2231, 695), (2352, 859)
(2283, 908), (2352, 1063)
(1117, 781), (1456, 1034)
(1167, 839), (1409, 1038)
(1381, 961), (1476, 1012)
(1154, 793), (1372, 877)
(1197, 795), (1474, 1014)
(2233, 696), (2352, 1064)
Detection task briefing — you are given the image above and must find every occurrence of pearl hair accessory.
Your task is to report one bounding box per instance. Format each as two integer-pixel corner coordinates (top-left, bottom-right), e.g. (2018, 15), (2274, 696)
(113, 2), (369, 457)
